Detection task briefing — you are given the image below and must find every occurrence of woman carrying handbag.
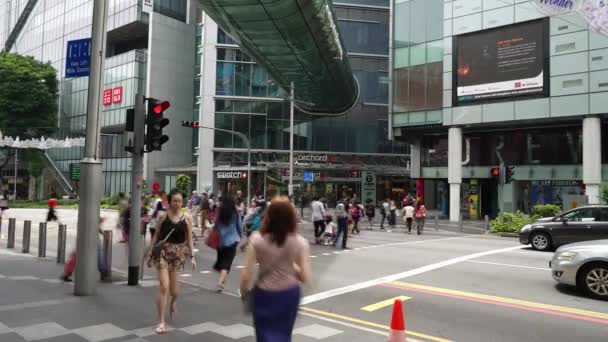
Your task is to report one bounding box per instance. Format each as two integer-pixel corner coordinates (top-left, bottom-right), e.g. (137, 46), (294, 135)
(240, 196), (311, 342)
(146, 190), (196, 335)
(415, 199), (427, 235)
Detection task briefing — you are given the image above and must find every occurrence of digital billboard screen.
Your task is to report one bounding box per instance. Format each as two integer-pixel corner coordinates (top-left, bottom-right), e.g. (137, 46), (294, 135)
(453, 19), (549, 105)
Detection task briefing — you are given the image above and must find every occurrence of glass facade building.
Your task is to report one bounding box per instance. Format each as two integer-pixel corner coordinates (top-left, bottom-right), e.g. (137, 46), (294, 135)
(391, 1), (608, 220)
(1, 0), (192, 197)
(195, 1), (410, 205)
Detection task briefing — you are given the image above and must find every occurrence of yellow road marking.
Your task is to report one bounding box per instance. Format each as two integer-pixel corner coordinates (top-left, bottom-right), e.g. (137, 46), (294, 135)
(361, 295), (411, 312)
(390, 281), (608, 320)
(300, 306), (453, 342)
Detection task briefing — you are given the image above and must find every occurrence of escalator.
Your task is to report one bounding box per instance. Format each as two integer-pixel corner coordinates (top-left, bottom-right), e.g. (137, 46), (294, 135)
(42, 151), (74, 196)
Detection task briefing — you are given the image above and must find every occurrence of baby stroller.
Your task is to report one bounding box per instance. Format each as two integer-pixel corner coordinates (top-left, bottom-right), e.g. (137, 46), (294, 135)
(321, 215), (337, 246)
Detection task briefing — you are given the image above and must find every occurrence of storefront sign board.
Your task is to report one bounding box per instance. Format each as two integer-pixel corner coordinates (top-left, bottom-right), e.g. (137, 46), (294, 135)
(361, 171), (376, 205)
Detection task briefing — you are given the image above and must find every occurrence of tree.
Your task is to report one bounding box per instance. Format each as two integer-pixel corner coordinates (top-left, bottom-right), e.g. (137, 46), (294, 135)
(0, 52), (59, 139)
(175, 174), (192, 199)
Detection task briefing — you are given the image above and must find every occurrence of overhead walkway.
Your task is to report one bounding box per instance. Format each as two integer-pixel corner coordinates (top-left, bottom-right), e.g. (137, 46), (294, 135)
(199, 0), (359, 115)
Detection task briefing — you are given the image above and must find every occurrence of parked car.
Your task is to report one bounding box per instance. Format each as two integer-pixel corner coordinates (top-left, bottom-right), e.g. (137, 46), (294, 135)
(519, 205), (608, 251)
(549, 239), (608, 300)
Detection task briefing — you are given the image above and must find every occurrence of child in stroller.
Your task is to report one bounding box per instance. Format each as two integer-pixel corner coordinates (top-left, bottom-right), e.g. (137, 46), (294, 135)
(321, 215), (337, 246)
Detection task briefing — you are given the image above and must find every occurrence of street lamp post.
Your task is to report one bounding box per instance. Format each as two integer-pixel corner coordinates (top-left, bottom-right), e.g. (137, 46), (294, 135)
(289, 82), (294, 198)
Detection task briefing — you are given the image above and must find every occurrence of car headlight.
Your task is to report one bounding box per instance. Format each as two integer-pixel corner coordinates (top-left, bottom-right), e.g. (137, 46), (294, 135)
(557, 251), (578, 261)
(520, 224), (532, 232)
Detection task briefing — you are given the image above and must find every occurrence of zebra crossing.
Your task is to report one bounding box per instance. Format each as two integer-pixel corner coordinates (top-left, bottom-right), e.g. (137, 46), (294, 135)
(0, 320), (343, 341)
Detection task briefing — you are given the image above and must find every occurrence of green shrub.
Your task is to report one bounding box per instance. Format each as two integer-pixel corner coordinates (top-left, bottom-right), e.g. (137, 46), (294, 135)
(490, 211), (535, 233)
(531, 204), (561, 218)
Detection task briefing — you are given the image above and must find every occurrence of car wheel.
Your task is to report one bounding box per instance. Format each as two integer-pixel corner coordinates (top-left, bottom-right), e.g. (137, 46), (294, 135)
(530, 232), (551, 251)
(577, 262), (608, 300)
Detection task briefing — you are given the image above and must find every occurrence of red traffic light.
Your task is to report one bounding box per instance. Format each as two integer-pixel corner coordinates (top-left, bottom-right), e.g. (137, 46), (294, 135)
(192, 121), (199, 128)
(491, 167), (500, 177)
(153, 101), (170, 114)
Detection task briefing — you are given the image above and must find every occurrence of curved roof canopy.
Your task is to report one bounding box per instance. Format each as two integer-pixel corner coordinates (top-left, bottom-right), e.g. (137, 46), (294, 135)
(199, 0), (359, 115)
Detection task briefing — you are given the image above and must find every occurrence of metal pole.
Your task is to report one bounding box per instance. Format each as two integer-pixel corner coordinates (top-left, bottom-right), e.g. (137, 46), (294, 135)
(74, 0), (108, 296)
(434, 214), (439, 231)
(128, 94), (145, 286)
(102, 230), (112, 282)
(57, 224), (67, 263)
(13, 148), (17, 201)
(247, 140), (251, 206)
(7, 218), (15, 248)
(38, 222), (47, 258)
(288, 82), (294, 197)
(484, 214), (490, 232)
(22, 220), (31, 253)
(459, 213), (463, 232)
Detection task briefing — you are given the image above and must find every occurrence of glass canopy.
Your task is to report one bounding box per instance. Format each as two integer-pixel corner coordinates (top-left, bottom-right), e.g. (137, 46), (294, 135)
(199, 0), (359, 115)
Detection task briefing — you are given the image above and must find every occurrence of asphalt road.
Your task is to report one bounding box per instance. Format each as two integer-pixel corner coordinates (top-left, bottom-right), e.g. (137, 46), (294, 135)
(1, 209), (607, 342)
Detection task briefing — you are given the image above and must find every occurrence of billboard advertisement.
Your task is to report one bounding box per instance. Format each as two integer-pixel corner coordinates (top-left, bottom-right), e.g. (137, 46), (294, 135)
(454, 19), (549, 105)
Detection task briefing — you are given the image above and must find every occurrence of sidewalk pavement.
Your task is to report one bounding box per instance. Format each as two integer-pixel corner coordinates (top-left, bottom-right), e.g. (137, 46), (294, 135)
(0, 248), (381, 342)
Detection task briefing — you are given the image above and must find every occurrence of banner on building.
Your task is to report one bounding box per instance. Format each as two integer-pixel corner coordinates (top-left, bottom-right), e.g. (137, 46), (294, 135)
(532, 0), (608, 36)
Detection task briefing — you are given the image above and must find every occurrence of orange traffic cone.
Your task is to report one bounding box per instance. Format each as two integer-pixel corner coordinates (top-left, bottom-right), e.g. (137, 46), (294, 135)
(388, 299), (406, 342)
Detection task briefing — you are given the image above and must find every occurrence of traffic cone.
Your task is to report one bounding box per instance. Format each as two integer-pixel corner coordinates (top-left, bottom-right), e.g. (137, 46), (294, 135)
(388, 299), (406, 342)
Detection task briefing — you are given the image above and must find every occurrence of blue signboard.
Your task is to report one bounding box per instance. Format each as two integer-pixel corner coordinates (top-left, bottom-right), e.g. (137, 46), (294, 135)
(65, 38), (91, 78)
(304, 171), (314, 183)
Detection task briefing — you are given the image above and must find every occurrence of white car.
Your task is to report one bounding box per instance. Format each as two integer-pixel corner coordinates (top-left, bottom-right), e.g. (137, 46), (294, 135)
(550, 239), (608, 300)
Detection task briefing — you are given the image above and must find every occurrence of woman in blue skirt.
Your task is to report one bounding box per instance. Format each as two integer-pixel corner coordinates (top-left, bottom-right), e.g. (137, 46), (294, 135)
(240, 196), (311, 342)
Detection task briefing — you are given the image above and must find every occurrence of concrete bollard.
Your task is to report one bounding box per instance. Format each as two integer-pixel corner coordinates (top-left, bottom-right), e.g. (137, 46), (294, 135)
(57, 224), (67, 263)
(22, 220), (31, 253)
(484, 215), (490, 232)
(459, 214), (464, 232)
(38, 222), (47, 258)
(7, 218), (16, 249)
(101, 230), (113, 282)
(434, 215), (439, 231)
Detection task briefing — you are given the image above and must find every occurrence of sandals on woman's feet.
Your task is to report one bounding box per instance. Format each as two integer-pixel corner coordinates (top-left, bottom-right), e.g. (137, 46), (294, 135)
(155, 324), (166, 335)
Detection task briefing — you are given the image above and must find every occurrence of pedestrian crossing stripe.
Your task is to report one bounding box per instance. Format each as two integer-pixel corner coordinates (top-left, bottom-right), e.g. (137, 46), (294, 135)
(0, 320), (343, 341)
(360, 295), (411, 312)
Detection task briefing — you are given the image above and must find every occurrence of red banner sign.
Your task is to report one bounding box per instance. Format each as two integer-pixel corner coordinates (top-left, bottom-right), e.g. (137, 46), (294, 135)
(112, 86), (122, 104)
(102, 89), (112, 106)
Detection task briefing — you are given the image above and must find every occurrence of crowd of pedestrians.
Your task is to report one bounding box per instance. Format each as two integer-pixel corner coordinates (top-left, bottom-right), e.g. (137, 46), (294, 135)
(105, 187), (426, 340)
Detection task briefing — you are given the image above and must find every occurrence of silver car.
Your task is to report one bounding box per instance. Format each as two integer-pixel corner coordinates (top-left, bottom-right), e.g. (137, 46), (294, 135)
(550, 239), (608, 300)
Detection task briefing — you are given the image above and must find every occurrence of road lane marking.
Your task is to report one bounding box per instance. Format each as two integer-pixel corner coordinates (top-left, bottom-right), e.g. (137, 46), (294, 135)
(464, 260), (548, 271)
(300, 307), (452, 342)
(361, 296), (411, 312)
(299, 312), (426, 342)
(301, 244), (523, 305)
(387, 281), (608, 325)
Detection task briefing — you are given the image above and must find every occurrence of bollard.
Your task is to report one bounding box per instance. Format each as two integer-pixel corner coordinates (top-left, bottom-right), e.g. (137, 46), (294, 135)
(459, 214), (464, 232)
(484, 215), (490, 232)
(38, 222), (47, 258)
(57, 224), (67, 263)
(434, 215), (439, 231)
(101, 230), (113, 282)
(22, 220), (31, 253)
(7, 218), (16, 249)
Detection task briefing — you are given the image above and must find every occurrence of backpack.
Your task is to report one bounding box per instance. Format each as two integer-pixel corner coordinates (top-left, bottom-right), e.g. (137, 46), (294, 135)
(350, 206), (360, 219)
(251, 213), (262, 231)
(365, 205), (375, 217)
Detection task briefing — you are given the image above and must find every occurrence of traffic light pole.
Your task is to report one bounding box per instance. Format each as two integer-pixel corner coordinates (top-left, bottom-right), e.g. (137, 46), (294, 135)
(288, 82), (294, 198)
(74, 0), (108, 296)
(128, 94), (145, 286)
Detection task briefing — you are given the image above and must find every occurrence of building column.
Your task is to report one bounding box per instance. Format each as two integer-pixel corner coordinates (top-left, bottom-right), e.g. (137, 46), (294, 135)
(410, 140), (424, 199)
(583, 117), (602, 204)
(448, 127), (462, 222)
(196, 16), (218, 194)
